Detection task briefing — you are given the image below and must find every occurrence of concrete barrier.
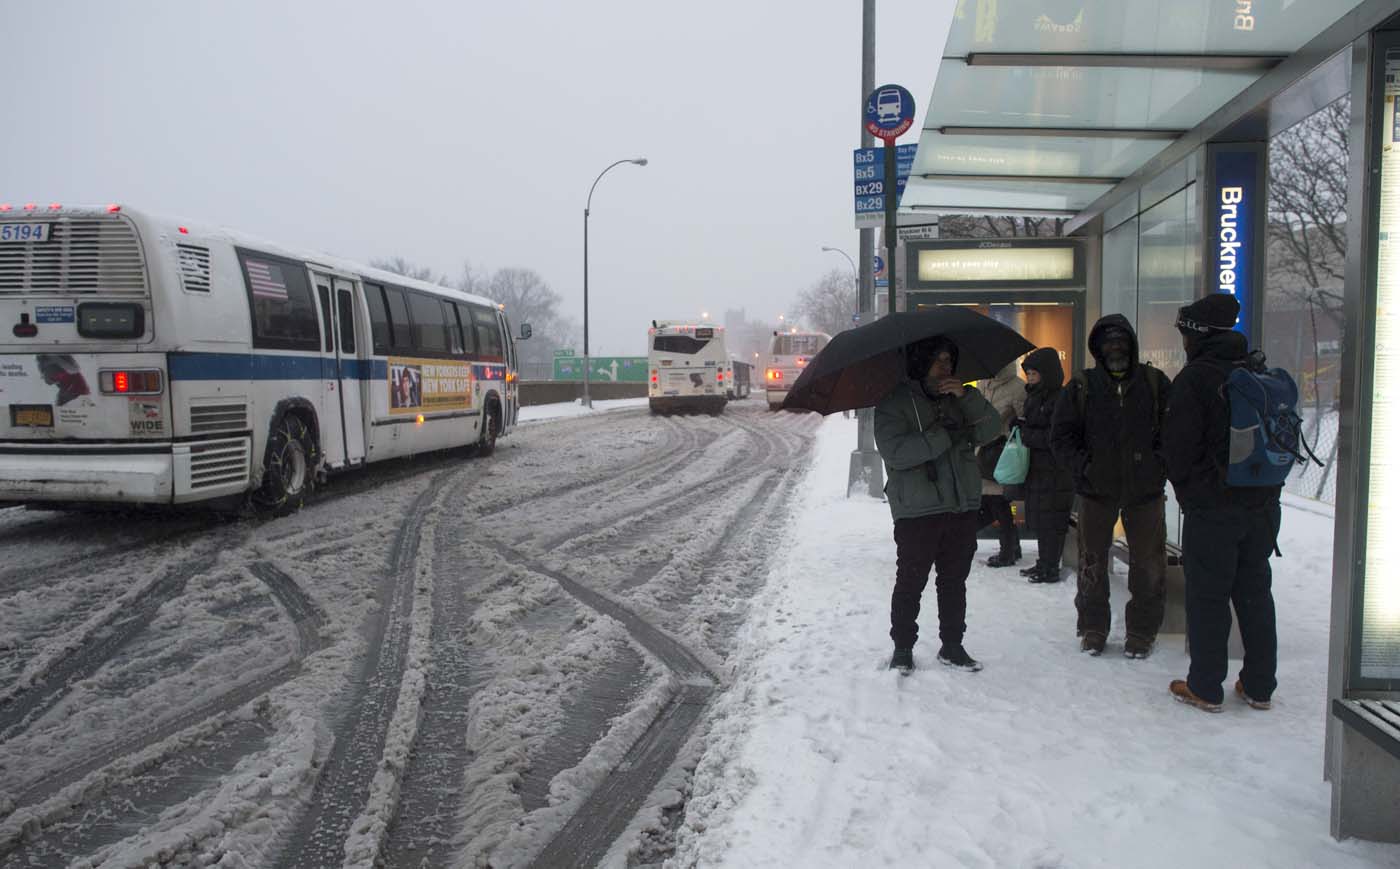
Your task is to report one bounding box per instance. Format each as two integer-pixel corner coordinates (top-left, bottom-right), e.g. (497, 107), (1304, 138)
(519, 381), (648, 407)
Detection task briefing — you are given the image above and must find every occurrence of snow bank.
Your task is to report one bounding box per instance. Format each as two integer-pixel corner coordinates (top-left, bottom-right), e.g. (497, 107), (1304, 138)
(672, 415), (1399, 868)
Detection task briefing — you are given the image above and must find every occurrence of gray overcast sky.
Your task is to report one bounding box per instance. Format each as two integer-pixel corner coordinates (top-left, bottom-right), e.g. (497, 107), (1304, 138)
(3, 0), (953, 357)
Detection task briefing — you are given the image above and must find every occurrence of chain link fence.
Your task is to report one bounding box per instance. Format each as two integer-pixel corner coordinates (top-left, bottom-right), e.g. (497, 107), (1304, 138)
(1288, 407), (1340, 504)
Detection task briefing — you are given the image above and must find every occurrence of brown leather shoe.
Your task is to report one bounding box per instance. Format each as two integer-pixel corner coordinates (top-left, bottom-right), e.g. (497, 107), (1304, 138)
(1170, 679), (1223, 713)
(1235, 679), (1271, 710)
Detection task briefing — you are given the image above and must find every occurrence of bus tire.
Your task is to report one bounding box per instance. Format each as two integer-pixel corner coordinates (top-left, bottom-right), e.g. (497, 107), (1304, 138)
(476, 401), (500, 456)
(254, 413), (316, 516)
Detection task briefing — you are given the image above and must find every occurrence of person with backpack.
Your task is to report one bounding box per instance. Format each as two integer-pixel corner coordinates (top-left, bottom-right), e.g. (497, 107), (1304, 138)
(1051, 314), (1172, 658)
(1015, 347), (1075, 584)
(874, 335), (1004, 674)
(1163, 293), (1283, 713)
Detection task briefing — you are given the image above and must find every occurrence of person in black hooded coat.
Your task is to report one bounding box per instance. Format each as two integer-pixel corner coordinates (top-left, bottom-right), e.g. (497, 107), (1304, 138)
(1016, 347), (1075, 583)
(1051, 314), (1173, 658)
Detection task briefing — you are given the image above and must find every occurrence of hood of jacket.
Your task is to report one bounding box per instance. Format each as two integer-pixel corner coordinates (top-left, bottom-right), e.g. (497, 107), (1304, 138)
(1186, 327), (1249, 365)
(1088, 313), (1140, 373)
(1021, 347), (1064, 391)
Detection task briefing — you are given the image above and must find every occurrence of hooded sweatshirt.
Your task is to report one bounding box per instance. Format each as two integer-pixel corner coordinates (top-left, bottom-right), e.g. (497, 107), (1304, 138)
(1050, 315), (1173, 506)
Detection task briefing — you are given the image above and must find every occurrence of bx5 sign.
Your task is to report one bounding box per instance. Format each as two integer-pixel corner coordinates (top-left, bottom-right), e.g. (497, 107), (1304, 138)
(1209, 146), (1262, 340)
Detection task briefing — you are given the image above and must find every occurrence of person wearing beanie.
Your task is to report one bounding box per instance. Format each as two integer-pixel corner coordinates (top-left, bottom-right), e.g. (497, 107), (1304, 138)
(1163, 293), (1281, 713)
(1015, 347), (1075, 583)
(875, 334), (1004, 674)
(1050, 314), (1173, 658)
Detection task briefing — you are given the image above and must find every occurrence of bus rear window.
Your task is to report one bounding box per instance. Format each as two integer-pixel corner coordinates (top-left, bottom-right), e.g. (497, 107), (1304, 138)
(77, 302), (144, 339)
(773, 334), (823, 356)
(653, 335), (710, 355)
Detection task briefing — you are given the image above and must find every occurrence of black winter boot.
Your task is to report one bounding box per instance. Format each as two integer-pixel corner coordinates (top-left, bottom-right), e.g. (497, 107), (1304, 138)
(986, 546), (1021, 568)
(1020, 563), (1041, 577)
(937, 644), (983, 672)
(890, 647), (914, 674)
(1029, 564), (1063, 584)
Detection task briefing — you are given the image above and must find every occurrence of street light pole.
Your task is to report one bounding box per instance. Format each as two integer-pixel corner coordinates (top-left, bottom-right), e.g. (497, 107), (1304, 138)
(821, 245), (858, 286)
(583, 157), (648, 409)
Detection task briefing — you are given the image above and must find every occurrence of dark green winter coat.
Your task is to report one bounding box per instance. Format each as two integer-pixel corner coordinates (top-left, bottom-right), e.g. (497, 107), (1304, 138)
(874, 381), (1003, 521)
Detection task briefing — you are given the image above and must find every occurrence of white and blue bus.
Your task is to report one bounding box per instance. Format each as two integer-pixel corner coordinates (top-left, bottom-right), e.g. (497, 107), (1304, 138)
(0, 203), (526, 513)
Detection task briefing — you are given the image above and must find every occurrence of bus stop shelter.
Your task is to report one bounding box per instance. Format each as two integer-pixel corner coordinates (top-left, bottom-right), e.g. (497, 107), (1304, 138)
(900, 0), (1400, 841)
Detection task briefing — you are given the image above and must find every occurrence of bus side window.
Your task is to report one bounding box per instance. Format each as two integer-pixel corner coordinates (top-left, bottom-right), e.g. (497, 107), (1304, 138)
(316, 283), (334, 353)
(384, 286), (413, 351)
(408, 292), (448, 353)
(338, 289), (356, 355)
(441, 300), (465, 356)
(453, 303), (478, 357)
(470, 304), (503, 361)
(363, 282), (391, 354)
(237, 248), (320, 352)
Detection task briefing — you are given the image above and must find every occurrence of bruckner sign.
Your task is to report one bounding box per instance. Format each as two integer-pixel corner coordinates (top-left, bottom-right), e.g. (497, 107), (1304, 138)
(1207, 144), (1264, 340)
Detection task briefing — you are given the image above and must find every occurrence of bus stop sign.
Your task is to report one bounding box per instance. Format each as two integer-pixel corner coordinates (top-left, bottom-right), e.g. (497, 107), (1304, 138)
(865, 84), (915, 141)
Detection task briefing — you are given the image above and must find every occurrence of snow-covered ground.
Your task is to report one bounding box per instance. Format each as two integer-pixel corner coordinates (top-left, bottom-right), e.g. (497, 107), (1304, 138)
(672, 415), (1400, 869)
(519, 396), (648, 423)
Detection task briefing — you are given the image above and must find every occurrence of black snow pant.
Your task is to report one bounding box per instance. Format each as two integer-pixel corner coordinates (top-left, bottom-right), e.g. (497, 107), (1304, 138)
(1035, 512), (1069, 571)
(1182, 502), (1280, 705)
(891, 510), (979, 650)
(979, 494), (1018, 555)
(1075, 495), (1166, 642)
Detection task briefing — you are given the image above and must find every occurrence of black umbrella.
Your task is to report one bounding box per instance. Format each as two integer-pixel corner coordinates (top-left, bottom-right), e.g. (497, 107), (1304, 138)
(781, 308), (1036, 415)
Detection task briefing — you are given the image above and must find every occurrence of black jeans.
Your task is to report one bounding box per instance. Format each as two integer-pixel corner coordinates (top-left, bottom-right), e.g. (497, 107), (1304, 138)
(891, 511), (979, 650)
(1182, 502), (1280, 705)
(1075, 495), (1166, 641)
(1036, 514), (1069, 570)
(979, 494), (1018, 554)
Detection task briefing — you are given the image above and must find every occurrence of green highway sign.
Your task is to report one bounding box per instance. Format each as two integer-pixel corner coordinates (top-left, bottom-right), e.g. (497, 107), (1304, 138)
(552, 355), (648, 382)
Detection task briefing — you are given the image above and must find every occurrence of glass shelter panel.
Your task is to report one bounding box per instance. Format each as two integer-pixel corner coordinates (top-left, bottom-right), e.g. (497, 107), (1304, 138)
(1264, 95), (1350, 506)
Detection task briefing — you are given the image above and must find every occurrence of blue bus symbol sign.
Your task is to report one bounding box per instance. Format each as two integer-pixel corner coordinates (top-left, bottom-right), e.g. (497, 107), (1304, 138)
(865, 84), (915, 141)
(873, 255), (886, 277)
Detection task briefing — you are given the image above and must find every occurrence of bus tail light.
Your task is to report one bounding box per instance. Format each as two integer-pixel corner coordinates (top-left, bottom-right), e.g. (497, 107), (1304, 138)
(766, 368), (782, 381)
(717, 371), (724, 382)
(98, 369), (163, 394)
(650, 370), (658, 384)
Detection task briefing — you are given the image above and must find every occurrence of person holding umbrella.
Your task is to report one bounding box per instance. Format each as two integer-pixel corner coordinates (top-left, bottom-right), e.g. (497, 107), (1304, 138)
(876, 335), (1004, 673)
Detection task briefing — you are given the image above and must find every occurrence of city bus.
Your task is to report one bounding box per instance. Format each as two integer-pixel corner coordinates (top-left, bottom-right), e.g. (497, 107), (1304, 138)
(647, 320), (729, 414)
(765, 330), (830, 410)
(0, 203), (526, 514)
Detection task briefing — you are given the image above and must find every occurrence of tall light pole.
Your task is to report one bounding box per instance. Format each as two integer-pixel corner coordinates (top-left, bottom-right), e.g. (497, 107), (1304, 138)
(584, 157), (648, 409)
(821, 245), (858, 285)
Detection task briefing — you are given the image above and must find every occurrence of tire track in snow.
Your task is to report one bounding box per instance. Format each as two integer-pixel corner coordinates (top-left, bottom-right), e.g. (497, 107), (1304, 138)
(0, 560), (329, 849)
(279, 470), (453, 869)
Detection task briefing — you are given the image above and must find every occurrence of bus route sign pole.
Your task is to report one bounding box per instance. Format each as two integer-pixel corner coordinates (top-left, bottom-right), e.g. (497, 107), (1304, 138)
(864, 84), (914, 316)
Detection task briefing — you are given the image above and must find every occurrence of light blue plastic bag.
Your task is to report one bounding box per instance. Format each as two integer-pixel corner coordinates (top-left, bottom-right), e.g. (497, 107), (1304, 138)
(993, 427), (1030, 485)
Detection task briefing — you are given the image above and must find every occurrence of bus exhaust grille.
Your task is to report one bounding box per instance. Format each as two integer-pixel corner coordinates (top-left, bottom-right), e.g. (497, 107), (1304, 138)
(190, 402), (249, 434)
(189, 438), (249, 489)
(177, 244), (211, 292)
(0, 218), (147, 295)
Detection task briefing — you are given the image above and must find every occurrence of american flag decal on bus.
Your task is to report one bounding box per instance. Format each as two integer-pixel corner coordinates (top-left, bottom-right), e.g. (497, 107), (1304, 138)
(246, 260), (288, 300)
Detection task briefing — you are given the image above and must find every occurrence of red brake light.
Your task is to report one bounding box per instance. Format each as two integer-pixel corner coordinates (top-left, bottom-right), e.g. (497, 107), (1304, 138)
(48, 203), (61, 211)
(22, 203), (36, 212)
(0, 204), (11, 212)
(107, 204), (121, 213)
(717, 372), (724, 382)
(178, 226), (189, 234)
(114, 371), (130, 393)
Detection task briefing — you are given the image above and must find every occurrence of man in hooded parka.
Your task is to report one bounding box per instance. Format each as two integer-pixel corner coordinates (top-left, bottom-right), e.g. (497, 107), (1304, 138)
(1051, 315), (1173, 658)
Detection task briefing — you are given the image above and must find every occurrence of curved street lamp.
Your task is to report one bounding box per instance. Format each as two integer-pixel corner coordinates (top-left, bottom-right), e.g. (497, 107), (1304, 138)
(821, 245), (858, 283)
(584, 157), (648, 409)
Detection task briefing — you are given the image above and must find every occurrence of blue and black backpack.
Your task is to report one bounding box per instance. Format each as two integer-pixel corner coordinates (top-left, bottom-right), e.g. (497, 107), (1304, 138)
(1223, 353), (1323, 487)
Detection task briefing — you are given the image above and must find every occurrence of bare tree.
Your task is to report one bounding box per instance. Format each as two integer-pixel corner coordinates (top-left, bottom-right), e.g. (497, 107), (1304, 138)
(792, 268), (857, 336)
(1267, 96), (1349, 332)
(938, 215), (1066, 239)
(369, 256), (444, 284)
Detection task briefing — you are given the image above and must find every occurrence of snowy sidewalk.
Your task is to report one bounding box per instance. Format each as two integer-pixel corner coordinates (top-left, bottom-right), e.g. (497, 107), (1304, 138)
(672, 415), (1400, 869)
